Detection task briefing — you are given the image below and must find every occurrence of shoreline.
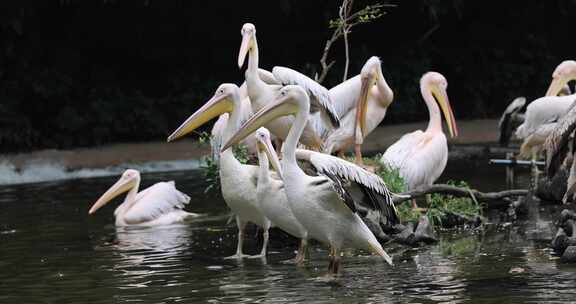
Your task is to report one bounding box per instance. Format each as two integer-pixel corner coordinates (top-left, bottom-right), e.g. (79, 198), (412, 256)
(0, 119), (504, 170)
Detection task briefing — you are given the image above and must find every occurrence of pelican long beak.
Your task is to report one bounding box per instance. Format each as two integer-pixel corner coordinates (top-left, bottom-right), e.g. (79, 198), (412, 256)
(88, 177), (136, 214)
(238, 32), (251, 69)
(546, 76), (569, 97)
(222, 96), (296, 151)
(257, 136), (283, 179)
(167, 94), (232, 142)
(355, 72), (374, 137)
(431, 85), (458, 137)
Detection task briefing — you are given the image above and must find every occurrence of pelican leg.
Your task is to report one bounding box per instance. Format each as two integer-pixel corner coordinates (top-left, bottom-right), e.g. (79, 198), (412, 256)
(332, 247), (341, 275)
(248, 220), (270, 259)
(354, 144), (364, 166)
(327, 246), (335, 273)
(294, 238), (308, 265)
(531, 149), (540, 187)
(225, 217), (247, 259)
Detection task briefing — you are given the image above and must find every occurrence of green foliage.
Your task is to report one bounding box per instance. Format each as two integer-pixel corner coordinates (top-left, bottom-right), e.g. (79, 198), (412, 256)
(328, 4), (387, 29)
(426, 180), (482, 227)
(356, 154), (482, 226)
(200, 135), (250, 194)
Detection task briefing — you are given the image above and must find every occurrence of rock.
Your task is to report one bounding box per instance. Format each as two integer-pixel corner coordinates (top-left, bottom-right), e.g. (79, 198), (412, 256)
(560, 209), (576, 226)
(562, 219), (576, 237)
(536, 165), (568, 202)
(362, 210), (391, 243)
(392, 223), (416, 246)
(413, 216), (438, 244)
(551, 228), (569, 254)
(561, 246), (576, 263)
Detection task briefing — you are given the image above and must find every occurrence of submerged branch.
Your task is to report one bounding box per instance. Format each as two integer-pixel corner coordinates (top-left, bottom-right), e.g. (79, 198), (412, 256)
(393, 184), (528, 205)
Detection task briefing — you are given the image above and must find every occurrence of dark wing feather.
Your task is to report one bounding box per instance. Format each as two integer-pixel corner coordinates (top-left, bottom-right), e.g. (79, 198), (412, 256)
(545, 100), (576, 177)
(296, 149), (398, 224)
(498, 97), (526, 147)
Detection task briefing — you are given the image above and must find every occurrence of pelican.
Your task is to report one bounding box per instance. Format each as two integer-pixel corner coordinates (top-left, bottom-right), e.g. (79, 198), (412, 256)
(88, 169), (196, 226)
(544, 100), (576, 203)
(516, 60), (576, 159)
(323, 56), (394, 165)
(222, 85), (399, 275)
(167, 84), (271, 259)
(254, 128), (308, 264)
(238, 23), (339, 150)
(498, 97), (526, 147)
(380, 72), (458, 195)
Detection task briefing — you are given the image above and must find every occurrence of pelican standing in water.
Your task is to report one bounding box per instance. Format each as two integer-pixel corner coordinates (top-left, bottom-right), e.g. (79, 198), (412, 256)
(323, 56), (394, 165)
(380, 72), (458, 204)
(254, 128), (309, 264)
(516, 60), (576, 160)
(238, 23), (340, 150)
(167, 84), (271, 259)
(88, 169), (196, 226)
(223, 85), (399, 276)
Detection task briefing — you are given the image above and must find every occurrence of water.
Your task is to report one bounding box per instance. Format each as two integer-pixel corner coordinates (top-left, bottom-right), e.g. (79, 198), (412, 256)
(1, 158), (576, 303)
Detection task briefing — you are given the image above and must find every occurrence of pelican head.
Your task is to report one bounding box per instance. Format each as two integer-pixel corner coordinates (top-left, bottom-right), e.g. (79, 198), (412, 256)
(88, 169), (140, 214)
(546, 60), (576, 96)
(238, 23), (256, 68)
(356, 56), (382, 134)
(167, 84), (240, 142)
(255, 127), (283, 179)
(421, 72), (458, 137)
(223, 85), (308, 151)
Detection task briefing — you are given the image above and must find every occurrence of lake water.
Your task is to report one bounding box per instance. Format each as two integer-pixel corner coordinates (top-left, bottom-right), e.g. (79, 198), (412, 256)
(1, 157), (576, 303)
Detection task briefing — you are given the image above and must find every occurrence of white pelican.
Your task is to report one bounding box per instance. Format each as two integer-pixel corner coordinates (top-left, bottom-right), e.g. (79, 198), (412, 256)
(380, 72), (458, 194)
(167, 83), (271, 259)
(254, 127), (309, 264)
(323, 56), (394, 165)
(222, 85), (399, 275)
(516, 60), (576, 159)
(88, 169), (196, 226)
(238, 23), (339, 150)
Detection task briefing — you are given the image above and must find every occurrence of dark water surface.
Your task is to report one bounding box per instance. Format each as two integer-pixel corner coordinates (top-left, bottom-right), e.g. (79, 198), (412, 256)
(1, 157), (576, 303)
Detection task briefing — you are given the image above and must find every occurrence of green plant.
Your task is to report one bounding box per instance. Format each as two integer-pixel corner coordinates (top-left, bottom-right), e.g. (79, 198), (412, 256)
(426, 180), (483, 227)
(200, 133), (250, 194)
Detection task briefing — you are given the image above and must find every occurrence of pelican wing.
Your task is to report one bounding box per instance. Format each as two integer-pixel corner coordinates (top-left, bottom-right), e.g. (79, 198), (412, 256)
(296, 149), (399, 225)
(498, 97), (526, 146)
(545, 100), (576, 177)
(122, 181), (190, 225)
(258, 68), (282, 85)
(272, 66), (340, 128)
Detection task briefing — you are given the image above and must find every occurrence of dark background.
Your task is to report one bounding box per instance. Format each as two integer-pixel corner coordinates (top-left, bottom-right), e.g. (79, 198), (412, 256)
(0, 0), (574, 152)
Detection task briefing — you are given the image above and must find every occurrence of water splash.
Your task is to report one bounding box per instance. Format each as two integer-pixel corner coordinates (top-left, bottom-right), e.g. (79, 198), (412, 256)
(0, 159), (201, 185)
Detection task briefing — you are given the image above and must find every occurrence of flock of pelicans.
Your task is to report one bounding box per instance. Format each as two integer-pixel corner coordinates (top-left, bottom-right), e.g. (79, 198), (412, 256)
(87, 23), (576, 276)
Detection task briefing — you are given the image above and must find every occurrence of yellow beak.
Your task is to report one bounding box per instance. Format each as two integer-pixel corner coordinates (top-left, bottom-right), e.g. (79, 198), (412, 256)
(238, 33), (251, 69)
(431, 85), (458, 138)
(167, 94), (232, 142)
(88, 177), (136, 214)
(546, 76), (569, 97)
(222, 96), (296, 152)
(257, 135), (283, 180)
(355, 72), (374, 138)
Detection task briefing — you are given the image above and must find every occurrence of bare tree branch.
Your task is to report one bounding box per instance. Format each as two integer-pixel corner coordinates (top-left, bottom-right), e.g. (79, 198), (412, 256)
(393, 184), (528, 205)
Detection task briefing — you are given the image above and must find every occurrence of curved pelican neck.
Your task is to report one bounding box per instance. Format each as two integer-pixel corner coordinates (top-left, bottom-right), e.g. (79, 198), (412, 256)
(117, 178), (140, 216)
(221, 96), (243, 162)
(375, 67), (393, 105)
(282, 103), (309, 165)
(421, 84), (442, 134)
(257, 150), (270, 183)
(247, 36), (259, 75)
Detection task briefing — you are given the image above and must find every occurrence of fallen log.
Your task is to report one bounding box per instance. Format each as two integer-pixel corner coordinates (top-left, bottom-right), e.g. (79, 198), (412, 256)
(392, 184), (528, 207)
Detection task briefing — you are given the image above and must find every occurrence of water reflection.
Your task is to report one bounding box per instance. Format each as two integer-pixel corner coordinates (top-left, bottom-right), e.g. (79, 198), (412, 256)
(2, 166), (576, 303)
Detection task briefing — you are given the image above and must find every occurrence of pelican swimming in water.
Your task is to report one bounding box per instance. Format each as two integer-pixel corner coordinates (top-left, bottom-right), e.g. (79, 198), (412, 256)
(238, 23), (340, 150)
(223, 85), (399, 275)
(516, 60), (576, 160)
(323, 56), (394, 165)
(167, 83), (271, 259)
(88, 169), (196, 226)
(254, 127), (308, 264)
(380, 72), (458, 197)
